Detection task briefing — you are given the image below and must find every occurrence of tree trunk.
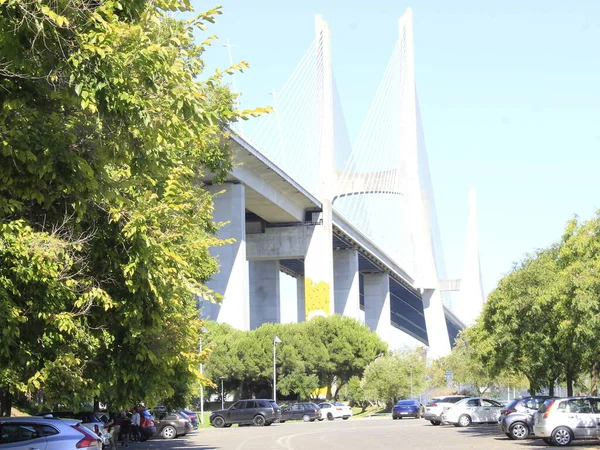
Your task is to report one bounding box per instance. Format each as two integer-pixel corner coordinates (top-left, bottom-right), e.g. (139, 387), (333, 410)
(566, 371), (574, 397)
(93, 397), (100, 412)
(591, 362), (598, 396)
(0, 387), (11, 417)
(548, 380), (554, 397)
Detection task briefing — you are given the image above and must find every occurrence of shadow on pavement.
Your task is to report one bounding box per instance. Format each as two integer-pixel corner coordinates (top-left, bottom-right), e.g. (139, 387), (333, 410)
(116, 438), (219, 450)
(452, 424), (599, 448)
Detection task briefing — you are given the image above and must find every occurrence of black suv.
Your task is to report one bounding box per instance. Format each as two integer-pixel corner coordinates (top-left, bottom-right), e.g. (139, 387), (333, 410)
(499, 396), (554, 440)
(210, 399), (282, 427)
(280, 403), (320, 422)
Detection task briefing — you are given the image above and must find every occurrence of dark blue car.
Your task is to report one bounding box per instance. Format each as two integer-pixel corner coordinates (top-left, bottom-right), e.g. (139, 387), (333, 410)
(392, 399), (424, 419)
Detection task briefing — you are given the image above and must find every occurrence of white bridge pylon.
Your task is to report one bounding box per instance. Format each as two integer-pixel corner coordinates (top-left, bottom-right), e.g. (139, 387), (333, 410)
(236, 9), (484, 355)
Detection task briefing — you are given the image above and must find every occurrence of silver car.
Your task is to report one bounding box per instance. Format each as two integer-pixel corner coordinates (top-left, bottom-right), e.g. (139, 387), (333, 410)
(533, 397), (600, 446)
(0, 416), (102, 449)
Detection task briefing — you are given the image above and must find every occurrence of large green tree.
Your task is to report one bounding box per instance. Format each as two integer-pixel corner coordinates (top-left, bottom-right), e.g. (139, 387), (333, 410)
(202, 316), (387, 401)
(0, 0), (262, 413)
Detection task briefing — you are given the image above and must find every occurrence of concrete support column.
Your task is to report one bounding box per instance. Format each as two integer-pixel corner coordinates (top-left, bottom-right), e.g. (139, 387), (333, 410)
(363, 273), (391, 342)
(297, 276), (306, 322)
(333, 249), (360, 319)
(205, 183), (249, 330)
(304, 224), (334, 321)
(249, 260), (280, 329)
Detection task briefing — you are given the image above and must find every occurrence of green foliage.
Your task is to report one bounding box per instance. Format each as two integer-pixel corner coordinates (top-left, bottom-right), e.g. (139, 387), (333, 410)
(0, 0), (258, 409)
(203, 316), (387, 401)
(361, 349), (426, 408)
(453, 212), (600, 395)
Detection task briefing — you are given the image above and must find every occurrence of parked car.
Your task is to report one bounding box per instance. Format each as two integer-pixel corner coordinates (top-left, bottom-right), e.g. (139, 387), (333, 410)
(423, 395), (468, 425)
(181, 409), (199, 429)
(0, 416), (102, 449)
(441, 397), (503, 427)
(280, 403), (321, 422)
(37, 411), (111, 448)
(392, 399), (424, 419)
(318, 402), (352, 421)
(533, 396), (600, 446)
(210, 399), (282, 427)
(151, 410), (192, 439)
(499, 396), (553, 440)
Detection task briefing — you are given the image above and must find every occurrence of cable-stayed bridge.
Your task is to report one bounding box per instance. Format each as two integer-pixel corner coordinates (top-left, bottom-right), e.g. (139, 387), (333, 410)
(201, 9), (484, 357)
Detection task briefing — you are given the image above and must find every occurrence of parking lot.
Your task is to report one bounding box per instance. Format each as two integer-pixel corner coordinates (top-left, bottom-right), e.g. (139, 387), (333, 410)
(129, 417), (600, 450)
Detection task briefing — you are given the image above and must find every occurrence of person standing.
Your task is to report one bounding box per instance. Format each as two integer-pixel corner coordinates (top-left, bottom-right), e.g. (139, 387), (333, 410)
(130, 407), (140, 441)
(116, 411), (131, 447)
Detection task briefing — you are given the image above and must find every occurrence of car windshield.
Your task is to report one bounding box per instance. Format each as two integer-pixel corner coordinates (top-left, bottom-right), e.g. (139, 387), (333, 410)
(397, 400), (415, 405)
(332, 402), (346, 406)
(505, 399), (520, 410)
(269, 401), (280, 408)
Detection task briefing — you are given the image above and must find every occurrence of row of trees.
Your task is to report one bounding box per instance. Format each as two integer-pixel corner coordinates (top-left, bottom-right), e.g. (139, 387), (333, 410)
(203, 315), (388, 401)
(454, 213), (600, 396)
(0, 0), (259, 414)
(345, 349), (429, 410)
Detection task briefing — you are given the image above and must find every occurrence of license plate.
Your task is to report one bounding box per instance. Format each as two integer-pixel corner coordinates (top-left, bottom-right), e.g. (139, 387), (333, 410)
(400, 412), (408, 415)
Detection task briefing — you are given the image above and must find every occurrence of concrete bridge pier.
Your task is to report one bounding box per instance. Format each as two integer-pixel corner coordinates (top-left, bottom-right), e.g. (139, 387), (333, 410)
(333, 249), (360, 320)
(249, 260), (281, 329)
(363, 273), (391, 342)
(205, 183), (249, 330)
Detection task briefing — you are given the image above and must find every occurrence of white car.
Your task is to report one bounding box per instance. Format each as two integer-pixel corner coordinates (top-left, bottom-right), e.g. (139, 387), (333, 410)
(318, 402), (352, 421)
(423, 395), (468, 425)
(441, 397), (503, 427)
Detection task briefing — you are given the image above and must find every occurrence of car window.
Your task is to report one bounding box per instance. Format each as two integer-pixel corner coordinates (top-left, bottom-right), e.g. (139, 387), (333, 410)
(397, 400), (415, 406)
(230, 401), (245, 410)
(166, 413), (179, 420)
(482, 399), (501, 407)
(245, 401), (258, 409)
(466, 399), (481, 407)
(566, 398), (592, 414)
(555, 401), (567, 412)
(0, 423), (42, 443)
(39, 424), (59, 436)
(333, 402), (345, 407)
(320, 404), (330, 409)
(588, 398), (600, 413)
(445, 397), (465, 404)
(291, 404), (303, 411)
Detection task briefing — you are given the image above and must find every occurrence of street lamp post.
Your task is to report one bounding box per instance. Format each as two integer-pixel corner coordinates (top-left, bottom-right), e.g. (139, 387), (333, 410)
(409, 364), (413, 398)
(219, 377), (225, 410)
(273, 336), (282, 402)
(199, 327), (208, 425)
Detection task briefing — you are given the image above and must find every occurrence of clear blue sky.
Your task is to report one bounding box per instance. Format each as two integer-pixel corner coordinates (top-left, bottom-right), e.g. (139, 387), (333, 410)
(193, 0), (600, 296)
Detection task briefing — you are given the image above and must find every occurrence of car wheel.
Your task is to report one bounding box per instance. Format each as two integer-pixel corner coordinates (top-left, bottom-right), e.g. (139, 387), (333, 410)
(224, 424), (232, 428)
(318, 418), (324, 421)
(161, 425), (177, 440)
(280, 421), (286, 423)
(303, 414), (310, 422)
(327, 412), (334, 421)
(212, 416), (226, 428)
(398, 416), (403, 419)
(430, 420), (441, 426)
(253, 415), (266, 426)
(552, 427), (573, 446)
(457, 414), (471, 427)
(264, 422), (272, 426)
(342, 417), (349, 420)
(309, 419), (315, 422)
(508, 422), (529, 440)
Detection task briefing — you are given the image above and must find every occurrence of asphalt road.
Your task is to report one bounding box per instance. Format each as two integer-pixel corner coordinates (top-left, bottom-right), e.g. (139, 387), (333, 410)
(129, 417), (600, 450)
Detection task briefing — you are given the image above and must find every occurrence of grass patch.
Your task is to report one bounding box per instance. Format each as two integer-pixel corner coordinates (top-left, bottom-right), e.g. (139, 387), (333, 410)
(351, 406), (390, 419)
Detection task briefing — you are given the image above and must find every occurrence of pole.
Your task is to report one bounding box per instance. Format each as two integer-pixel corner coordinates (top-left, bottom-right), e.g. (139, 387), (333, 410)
(220, 378), (225, 410)
(199, 338), (204, 424)
(273, 339), (277, 402)
(410, 365), (413, 398)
